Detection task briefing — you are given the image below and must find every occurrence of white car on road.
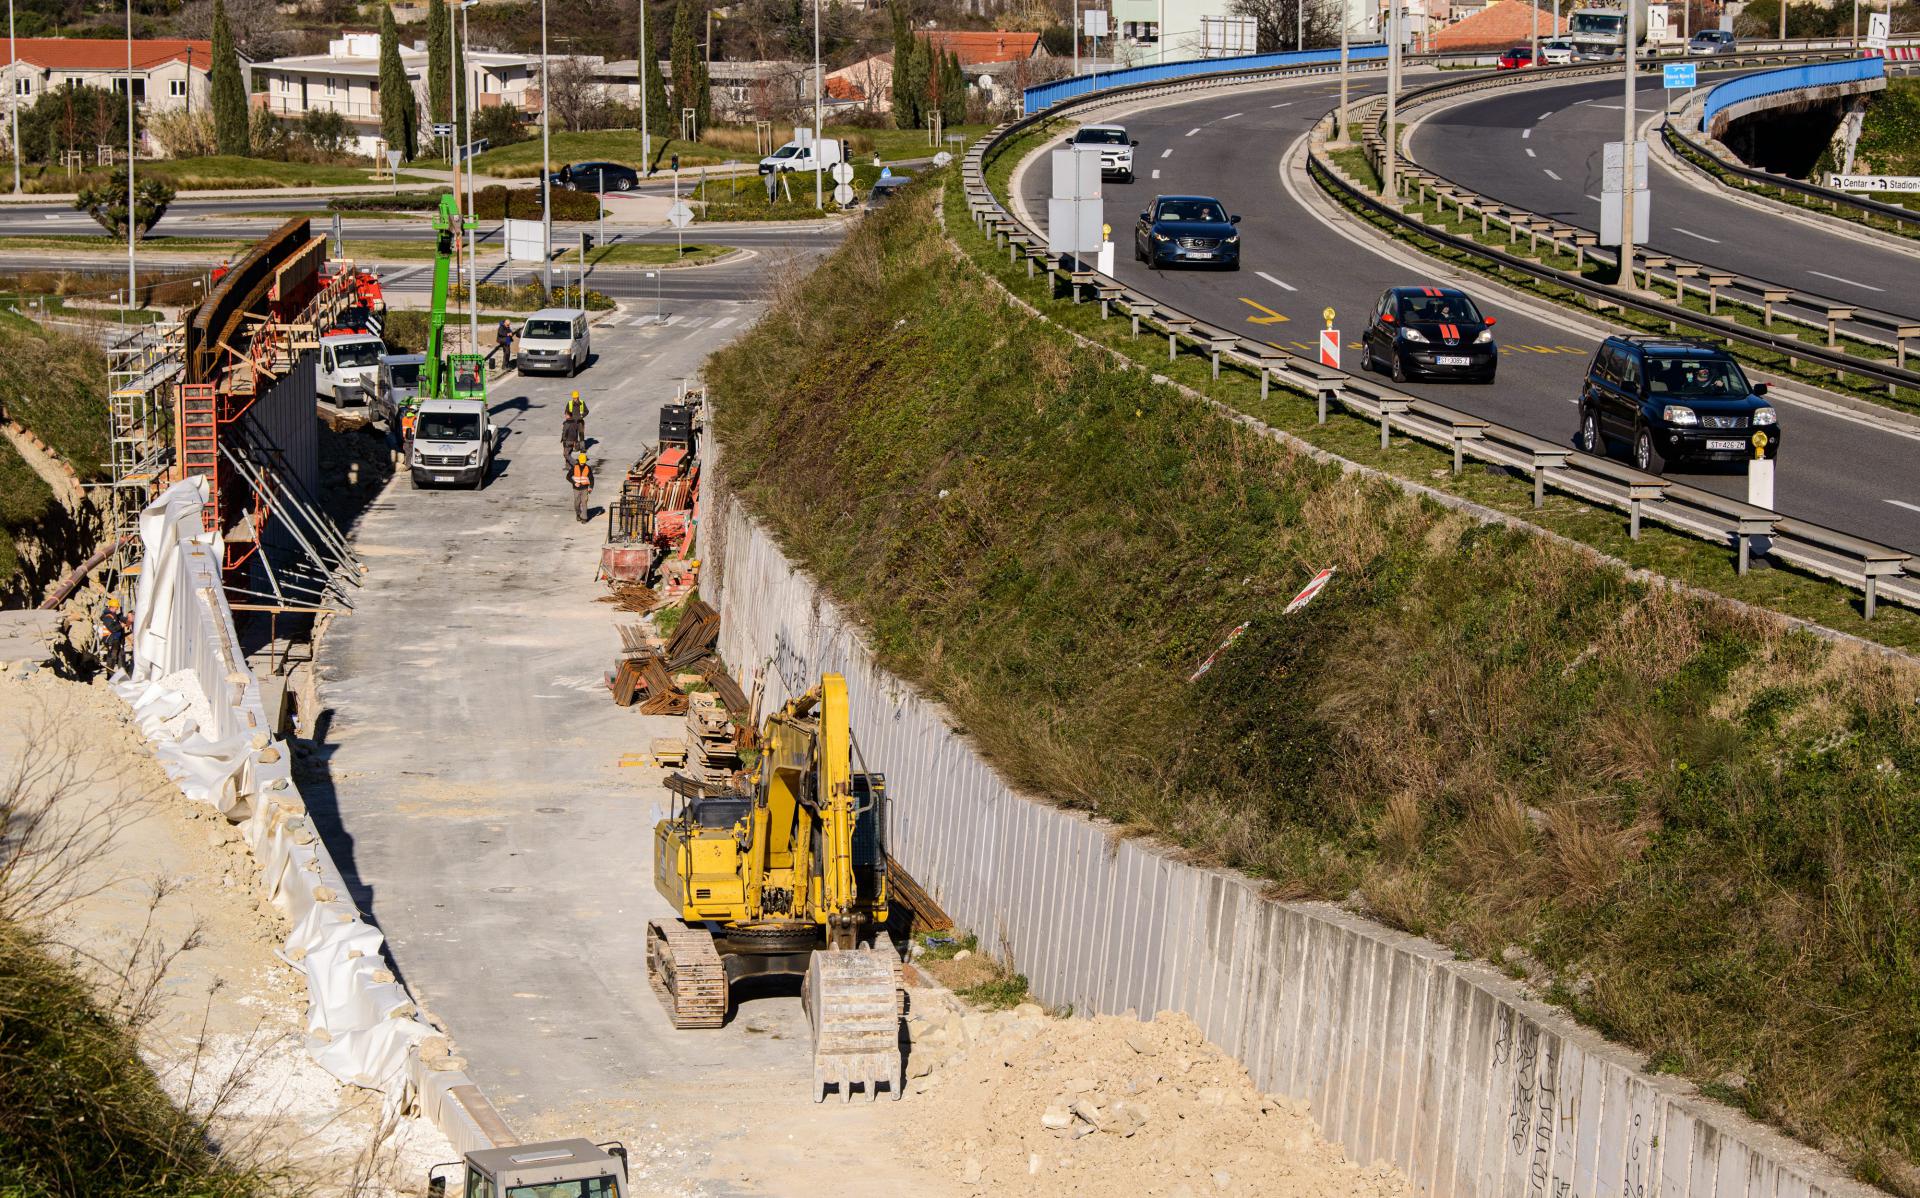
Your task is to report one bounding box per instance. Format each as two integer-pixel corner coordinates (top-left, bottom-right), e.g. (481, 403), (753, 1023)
(1068, 124), (1138, 183)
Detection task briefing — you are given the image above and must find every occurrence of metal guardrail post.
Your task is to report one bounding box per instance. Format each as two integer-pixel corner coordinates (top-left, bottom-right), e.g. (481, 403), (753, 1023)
(1826, 306), (1855, 347)
(1899, 325), (1918, 371)
(1378, 398), (1408, 449)
(1319, 388), (1333, 423)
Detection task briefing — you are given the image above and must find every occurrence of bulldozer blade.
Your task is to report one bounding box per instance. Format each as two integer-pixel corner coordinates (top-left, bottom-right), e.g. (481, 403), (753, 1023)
(805, 938), (904, 1103)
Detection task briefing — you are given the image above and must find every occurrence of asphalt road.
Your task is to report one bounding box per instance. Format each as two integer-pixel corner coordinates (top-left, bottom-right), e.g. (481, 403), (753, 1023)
(1017, 72), (1920, 552)
(307, 310), (946, 1195)
(1412, 69), (1920, 319)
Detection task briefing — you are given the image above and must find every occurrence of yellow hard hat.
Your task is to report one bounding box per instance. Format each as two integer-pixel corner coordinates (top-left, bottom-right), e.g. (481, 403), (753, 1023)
(107, 597), (121, 609)
(570, 390), (580, 399)
(576, 452), (587, 463)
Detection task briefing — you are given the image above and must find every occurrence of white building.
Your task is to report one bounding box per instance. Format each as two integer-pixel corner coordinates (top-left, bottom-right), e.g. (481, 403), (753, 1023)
(0, 38), (221, 115)
(253, 33), (547, 156)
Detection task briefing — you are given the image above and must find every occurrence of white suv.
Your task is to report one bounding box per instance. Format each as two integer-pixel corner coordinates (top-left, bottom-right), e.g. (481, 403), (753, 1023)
(1069, 124), (1138, 183)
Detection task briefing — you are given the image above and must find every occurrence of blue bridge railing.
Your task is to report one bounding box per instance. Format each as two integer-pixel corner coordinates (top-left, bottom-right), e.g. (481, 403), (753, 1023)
(1023, 45), (1389, 116)
(1699, 54), (1884, 129)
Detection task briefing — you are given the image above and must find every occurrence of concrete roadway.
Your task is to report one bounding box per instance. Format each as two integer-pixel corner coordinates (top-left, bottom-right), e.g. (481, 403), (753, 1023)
(307, 308), (946, 1195)
(1412, 69), (1920, 318)
(1017, 72), (1920, 552)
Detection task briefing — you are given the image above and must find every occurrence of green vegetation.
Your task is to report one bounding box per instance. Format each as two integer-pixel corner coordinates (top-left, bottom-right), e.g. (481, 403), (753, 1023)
(0, 437), (54, 588)
(913, 931), (979, 961)
(1667, 123), (1920, 242)
(144, 156), (402, 190)
(695, 164), (893, 222)
(211, 0), (249, 156)
(0, 321), (109, 480)
(470, 122), (979, 180)
(708, 173), (1920, 1189)
(958, 972), (1033, 1011)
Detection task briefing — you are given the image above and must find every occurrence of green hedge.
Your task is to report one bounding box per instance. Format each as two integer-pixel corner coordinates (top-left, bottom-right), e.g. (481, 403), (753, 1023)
(473, 184), (601, 222)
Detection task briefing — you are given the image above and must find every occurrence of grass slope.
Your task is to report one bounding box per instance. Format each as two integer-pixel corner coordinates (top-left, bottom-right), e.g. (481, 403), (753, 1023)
(707, 178), (1920, 1191)
(0, 322), (109, 480)
(0, 437), (54, 589)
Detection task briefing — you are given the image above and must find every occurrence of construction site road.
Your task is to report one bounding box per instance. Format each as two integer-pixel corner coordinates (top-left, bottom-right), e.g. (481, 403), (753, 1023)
(303, 310), (948, 1195)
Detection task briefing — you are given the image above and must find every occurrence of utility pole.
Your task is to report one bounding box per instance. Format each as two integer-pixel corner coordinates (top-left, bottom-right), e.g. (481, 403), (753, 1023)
(1779, 0), (1786, 40)
(1383, 0), (1399, 198)
(1074, 0), (1080, 74)
(125, 0), (135, 312)
(1336, 5), (1349, 142)
(448, 1), (462, 301)
(639, 0), (650, 174)
(1298, 0), (1304, 51)
(1531, 0), (1539, 68)
(461, 0), (478, 351)
(539, 0), (552, 291)
(813, 0), (822, 210)
(1621, 0), (1638, 289)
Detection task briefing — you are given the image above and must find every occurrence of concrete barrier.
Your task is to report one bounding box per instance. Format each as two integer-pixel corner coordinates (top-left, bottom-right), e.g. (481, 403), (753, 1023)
(710, 498), (1877, 1198)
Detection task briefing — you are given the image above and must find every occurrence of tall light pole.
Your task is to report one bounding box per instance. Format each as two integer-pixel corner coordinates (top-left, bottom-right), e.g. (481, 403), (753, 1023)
(539, 0), (552, 291)
(9, 0), (20, 193)
(1297, 0), (1304, 51)
(447, 1), (462, 302)
(125, 0), (135, 313)
(638, 0), (650, 174)
(1531, 0), (1539, 68)
(461, 0), (478, 349)
(1620, 0), (1637, 288)
(1384, 0), (1399, 198)
(812, 0), (821, 210)
(1335, 2), (1349, 142)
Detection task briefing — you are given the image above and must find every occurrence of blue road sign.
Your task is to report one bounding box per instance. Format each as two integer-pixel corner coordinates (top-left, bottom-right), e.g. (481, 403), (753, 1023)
(1663, 62), (1697, 89)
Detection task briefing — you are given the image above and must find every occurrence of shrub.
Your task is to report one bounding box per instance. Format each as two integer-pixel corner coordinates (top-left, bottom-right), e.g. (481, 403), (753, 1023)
(329, 189), (451, 212)
(73, 176), (175, 239)
(471, 103), (530, 149)
(145, 109), (219, 159)
(472, 183), (601, 221)
(300, 109), (354, 157)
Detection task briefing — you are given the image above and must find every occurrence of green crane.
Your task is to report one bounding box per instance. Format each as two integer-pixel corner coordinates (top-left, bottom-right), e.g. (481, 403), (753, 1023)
(420, 191), (487, 405)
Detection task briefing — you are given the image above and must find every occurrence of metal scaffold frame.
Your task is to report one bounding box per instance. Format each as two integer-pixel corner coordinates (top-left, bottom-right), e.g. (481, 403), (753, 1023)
(106, 322), (185, 602)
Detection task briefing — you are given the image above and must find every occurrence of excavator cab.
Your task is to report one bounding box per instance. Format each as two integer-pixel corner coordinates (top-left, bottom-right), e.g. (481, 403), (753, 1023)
(427, 1139), (629, 1198)
(447, 352), (488, 402)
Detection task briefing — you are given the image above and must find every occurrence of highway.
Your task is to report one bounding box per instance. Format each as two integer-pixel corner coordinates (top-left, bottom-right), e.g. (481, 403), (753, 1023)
(1411, 68), (1920, 318)
(1015, 71), (1920, 552)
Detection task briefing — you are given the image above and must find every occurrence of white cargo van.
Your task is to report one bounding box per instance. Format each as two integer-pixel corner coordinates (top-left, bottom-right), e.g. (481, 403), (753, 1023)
(317, 332), (385, 404)
(408, 398), (497, 489)
(758, 133), (846, 175)
(517, 308), (591, 377)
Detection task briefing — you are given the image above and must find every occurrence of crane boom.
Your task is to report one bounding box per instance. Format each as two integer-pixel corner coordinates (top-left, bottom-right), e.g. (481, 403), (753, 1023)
(422, 192), (460, 402)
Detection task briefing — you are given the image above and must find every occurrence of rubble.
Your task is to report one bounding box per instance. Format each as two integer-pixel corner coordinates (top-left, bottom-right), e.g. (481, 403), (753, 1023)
(904, 991), (1410, 1198)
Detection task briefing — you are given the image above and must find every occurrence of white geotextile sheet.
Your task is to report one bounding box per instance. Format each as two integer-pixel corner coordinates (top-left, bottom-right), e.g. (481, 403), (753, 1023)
(114, 479), (436, 1105)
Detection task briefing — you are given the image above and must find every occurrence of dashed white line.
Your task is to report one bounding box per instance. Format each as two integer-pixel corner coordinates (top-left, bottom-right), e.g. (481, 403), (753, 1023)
(1672, 226), (1720, 243)
(1522, 127), (1532, 139)
(1185, 127), (1201, 136)
(1887, 498), (1920, 514)
(1221, 112), (1244, 120)
(1538, 110), (1554, 119)
(1256, 271), (1297, 292)
(1586, 194), (1602, 202)
(1151, 168), (1161, 179)
(1161, 148), (1173, 158)
(1809, 269), (1885, 292)
(1270, 101), (1294, 108)
(1543, 168), (1562, 180)
(1525, 148), (1536, 157)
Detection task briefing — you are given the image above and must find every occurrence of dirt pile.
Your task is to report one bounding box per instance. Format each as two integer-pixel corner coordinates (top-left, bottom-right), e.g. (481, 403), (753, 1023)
(906, 994), (1408, 1198)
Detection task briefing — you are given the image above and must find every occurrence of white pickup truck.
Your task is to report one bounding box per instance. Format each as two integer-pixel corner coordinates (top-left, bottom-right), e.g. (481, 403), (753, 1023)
(316, 332), (385, 405)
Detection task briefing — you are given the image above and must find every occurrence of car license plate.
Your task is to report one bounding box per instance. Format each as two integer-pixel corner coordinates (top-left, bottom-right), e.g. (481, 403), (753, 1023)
(1436, 355), (1471, 366)
(1706, 439), (1744, 451)
(435, 475), (454, 483)
(1187, 251), (1212, 259)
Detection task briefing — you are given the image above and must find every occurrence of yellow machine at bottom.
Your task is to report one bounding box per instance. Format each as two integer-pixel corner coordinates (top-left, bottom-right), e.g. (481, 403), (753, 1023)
(648, 674), (902, 1101)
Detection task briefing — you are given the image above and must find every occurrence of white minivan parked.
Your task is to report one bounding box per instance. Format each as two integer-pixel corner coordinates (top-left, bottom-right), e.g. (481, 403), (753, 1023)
(516, 308), (591, 377)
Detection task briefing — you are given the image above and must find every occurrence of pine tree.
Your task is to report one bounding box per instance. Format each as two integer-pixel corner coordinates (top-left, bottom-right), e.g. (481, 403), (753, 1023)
(642, 10), (670, 137)
(941, 51), (966, 128)
(890, 3), (916, 130)
(670, 0), (698, 137)
(427, 0), (449, 126)
(210, 0), (248, 155)
(379, 7), (416, 161)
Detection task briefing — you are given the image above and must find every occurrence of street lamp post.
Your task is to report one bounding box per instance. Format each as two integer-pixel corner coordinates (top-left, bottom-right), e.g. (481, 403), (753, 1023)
(1384, 0), (1400, 198)
(125, 0), (135, 312)
(447, 2), (462, 301)
(639, 0), (650, 174)
(461, 0), (478, 349)
(1336, 2), (1349, 142)
(539, 0), (552, 290)
(9, 0), (20, 196)
(1621, 0), (1638, 288)
(813, 0), (821, 211)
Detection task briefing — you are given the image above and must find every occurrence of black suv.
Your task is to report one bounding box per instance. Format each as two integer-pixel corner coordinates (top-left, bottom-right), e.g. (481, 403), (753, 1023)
(1578, 336), (1779, 472)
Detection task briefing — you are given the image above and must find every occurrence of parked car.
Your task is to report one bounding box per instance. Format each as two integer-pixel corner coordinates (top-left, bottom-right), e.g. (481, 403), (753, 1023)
(1066, 123), (1138, 182)
(1688, 29), (1738, 54)
(864, 172), (912, 213)
(1578, 336), (1780, 472)
(1497, 45), (1537, 69)
(516, 308), (592, 377)
(556, 161), (639, 192)
(1133, 195), (1241, 270)
(1362, 285), (1499, 384)
(371, 352), (426, 430)
(1540, 36), (1575, 63)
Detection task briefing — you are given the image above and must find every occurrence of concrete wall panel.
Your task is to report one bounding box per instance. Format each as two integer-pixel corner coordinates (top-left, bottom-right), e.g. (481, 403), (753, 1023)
(710, 507), (1881, 1198)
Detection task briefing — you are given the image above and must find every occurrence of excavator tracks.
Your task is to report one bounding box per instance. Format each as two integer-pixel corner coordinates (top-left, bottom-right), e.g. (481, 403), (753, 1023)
(805, 937), (905, 1102)
(646, 921), (728, 1029)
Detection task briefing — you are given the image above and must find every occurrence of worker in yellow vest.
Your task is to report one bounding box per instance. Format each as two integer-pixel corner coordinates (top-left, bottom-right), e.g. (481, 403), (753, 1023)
(570, 452), (594, 523)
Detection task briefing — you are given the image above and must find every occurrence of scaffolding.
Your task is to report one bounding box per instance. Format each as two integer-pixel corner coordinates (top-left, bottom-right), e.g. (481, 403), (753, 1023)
(106, 323), (185, 603)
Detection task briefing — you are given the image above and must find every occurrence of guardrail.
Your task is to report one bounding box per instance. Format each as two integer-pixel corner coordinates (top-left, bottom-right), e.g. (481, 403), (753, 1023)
(960, 50), (1920, 616)
(1699, 53), (1885, 130)
(1352, 60), (1920, 393)
(1024, 45), (1389, 114)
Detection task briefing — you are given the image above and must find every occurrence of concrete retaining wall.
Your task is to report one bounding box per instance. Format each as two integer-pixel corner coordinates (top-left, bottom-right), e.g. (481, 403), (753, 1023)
(710, 498), (1875, 1198)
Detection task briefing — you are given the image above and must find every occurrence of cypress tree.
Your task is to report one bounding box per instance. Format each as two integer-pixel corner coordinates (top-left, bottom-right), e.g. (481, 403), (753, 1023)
(643, 12), (670, 137)
(890, 2), (915, 129)
(670, 0), (697, 136)
(378, 7), (416, 161)
(941, 51), (966, 127)
(694, 53), (710, 134)
(427, 0), (448, 125)
(210, 0), (248, 155)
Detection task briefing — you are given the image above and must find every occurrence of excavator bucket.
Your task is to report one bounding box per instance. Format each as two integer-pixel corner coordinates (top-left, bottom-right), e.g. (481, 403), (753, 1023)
(805, 937), (904, 1103)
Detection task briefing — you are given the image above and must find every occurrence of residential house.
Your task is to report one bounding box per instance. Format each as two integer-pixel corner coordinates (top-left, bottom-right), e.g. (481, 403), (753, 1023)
(827, 30), (1047, 116)
(1427, 0), (1564, 50)
(1, 38), (219, 116)
(593, 58), (816, 124)
(253, 33), (548, 156)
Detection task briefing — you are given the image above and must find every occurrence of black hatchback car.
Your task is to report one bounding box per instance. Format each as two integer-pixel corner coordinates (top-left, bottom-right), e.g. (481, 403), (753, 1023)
(1579, 336), (1780, 471)
(1362, 285), (1499, 383)
(555, 161), (639, 192)
(1134, 195), (1241, 270)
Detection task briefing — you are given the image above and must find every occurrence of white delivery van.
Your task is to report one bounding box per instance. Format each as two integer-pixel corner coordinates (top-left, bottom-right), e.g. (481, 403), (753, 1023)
(517, 308), (591, 377)
(408, 398), (497, 489)
(758, 133), (846, 175)
(317, 332), (385, 404)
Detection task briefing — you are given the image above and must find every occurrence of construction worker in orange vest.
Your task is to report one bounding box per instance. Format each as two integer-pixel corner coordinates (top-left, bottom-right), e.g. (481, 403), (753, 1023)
(570, 452), (593, 523)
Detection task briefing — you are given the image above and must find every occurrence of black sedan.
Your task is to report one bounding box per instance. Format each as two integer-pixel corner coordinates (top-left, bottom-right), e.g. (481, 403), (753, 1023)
(1134, 195), (1241, 270)
(1361, 285), (1498, 384)
(554, 161), (639, 192)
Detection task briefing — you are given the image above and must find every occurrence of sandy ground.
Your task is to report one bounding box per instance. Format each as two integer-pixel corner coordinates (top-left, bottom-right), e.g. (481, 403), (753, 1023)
(0, 665), (453, 1196)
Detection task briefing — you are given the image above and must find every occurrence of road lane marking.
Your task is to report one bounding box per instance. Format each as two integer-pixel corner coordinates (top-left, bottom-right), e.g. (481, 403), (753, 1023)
(1522, 128), (1532, 139)
(1586, 194), (1601, 202)
(1256, 271), (1297, 291)
(1239, 297), (1291, 324)
(1538, 111), (1554, 119)
(1543, 168), (1562, 180)
(1672, 227), (1720, 242)
(1525, 148), (1537, 157)
(1185, 128), (1201, 136)
(1221, 112), (1244, 120)
(1161, 148), (1173, 158)
(1152, 169), (1161, 179)
(1888, 499), (1920, 515)
(1270, 101), (1294, 107)
(1809, 270), (1885, 292)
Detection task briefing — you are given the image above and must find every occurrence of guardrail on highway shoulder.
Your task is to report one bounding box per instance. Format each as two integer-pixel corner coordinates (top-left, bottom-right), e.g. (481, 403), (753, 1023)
(1023, 45), (1388, 114)
(959, 51), (1920, 617)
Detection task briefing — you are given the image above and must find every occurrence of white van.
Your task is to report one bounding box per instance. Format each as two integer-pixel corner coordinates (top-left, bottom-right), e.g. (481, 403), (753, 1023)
(517, 308), (591, 377)
(408, 398), (497, 489)
(758, 133), (846, 175)
(317, 332), (385, 404)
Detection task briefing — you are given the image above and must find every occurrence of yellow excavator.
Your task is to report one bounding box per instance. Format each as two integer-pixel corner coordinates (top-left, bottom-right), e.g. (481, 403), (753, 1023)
(648, 673), (903, 1101)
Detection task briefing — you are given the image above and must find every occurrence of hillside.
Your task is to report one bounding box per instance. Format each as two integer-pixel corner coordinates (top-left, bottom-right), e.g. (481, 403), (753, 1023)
(706, 176), (1920, 1191)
